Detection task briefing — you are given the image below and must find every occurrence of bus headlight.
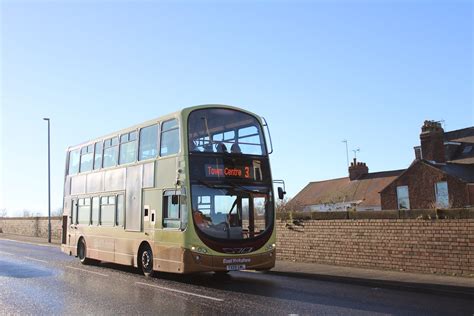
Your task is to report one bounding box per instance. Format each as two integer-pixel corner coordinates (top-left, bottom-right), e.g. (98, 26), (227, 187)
(265, 243), (276, 251)
(191, 246), (208, 254)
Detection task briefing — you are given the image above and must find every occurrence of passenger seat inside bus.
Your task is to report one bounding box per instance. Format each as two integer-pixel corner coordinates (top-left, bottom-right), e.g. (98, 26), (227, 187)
(215, 142), (227, 153)
(231, 143), (241, 154)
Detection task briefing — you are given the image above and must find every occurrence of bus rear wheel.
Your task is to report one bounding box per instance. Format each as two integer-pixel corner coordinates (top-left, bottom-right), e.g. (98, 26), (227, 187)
(139, 245), (155, 277)
(78, 238), (92, 265)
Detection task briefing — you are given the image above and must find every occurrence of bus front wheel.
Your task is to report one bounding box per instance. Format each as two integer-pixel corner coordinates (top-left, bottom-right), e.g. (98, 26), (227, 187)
(139, 244), (155, 277)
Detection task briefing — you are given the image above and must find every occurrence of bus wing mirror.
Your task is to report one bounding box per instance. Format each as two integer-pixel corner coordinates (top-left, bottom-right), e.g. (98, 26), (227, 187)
(172, 195), (179, 205)
(274, 180), (286, 200)
(278, 187), (286, 200)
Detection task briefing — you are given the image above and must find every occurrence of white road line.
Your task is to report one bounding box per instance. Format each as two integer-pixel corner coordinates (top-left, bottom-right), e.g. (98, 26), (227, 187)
(23, 256), (48, 263)
(0, 238), (58, 248)
(0, 250), (15, 256)
(66, 266), (109, 277)
(136, 282), (224, 302)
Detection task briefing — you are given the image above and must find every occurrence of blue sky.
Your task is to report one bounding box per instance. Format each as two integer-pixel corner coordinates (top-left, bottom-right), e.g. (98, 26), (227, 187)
(1, 0), (472, 216)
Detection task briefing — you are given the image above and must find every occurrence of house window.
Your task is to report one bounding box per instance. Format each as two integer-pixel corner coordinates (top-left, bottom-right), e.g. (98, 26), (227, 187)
(435, 181), (449, 208)
(396, 186), (410, 210)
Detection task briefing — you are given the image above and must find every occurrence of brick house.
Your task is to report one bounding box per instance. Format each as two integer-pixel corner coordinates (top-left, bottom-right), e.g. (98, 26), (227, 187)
(380, 121), (474, 210)
(291, 160), (404, 211)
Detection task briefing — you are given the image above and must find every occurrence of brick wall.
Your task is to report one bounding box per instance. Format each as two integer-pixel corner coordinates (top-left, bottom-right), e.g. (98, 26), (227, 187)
(276, 218), (474, 276)
(381, 160), (469, 210)
(0, 217), (63, 241)
(2, 215), (473, 277)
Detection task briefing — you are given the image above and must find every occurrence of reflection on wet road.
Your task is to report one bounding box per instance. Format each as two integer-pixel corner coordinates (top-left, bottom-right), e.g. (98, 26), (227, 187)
(1, 239), (473, 315)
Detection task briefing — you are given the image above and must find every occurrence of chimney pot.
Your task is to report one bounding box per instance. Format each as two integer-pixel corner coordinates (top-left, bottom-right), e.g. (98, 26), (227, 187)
(348, 160), (369, 181)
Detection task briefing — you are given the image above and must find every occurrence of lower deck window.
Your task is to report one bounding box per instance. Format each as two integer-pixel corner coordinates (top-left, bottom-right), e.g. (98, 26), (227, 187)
(91, 197), (99, 225)
(77, 198), (91, 225)
(163, 191), (186, 229)
(116, 195), (125, 226)
(99, 194), (125, 227)
(101, 196), (115, 226)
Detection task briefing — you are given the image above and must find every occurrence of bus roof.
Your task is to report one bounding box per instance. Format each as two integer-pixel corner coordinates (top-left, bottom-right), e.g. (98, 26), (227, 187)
(66, 104), (260, 151)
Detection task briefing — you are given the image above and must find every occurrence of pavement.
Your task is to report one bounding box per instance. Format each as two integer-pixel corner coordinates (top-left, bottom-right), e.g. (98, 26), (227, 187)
(1, 233), (473, 298)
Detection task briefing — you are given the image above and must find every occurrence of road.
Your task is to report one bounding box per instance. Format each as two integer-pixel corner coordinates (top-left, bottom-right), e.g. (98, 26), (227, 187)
(0, 239), (473, 315)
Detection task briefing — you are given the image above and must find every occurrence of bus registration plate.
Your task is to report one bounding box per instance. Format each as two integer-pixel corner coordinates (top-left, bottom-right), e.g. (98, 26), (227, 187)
(226, 264), (246, 271)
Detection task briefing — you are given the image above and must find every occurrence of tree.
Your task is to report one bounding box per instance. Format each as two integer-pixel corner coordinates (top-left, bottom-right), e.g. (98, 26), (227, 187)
(52, 208), (63, 216)
(0, 208), (7, 218)
(276, 197), (291, 213)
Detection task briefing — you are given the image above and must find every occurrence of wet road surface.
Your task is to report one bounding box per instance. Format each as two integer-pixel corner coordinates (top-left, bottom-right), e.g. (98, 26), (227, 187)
(1, 239), (473, 315)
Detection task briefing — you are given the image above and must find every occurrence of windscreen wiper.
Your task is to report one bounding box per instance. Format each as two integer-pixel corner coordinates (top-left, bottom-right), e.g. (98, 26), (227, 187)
(198, 179), (264, 195)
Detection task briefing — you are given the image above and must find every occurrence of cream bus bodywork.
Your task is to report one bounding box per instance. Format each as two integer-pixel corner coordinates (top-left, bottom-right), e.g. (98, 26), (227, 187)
(61, 105), (276, 274)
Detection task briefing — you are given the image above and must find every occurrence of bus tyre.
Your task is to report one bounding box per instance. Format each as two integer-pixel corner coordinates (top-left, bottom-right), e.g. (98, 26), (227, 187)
(139, 245), (155, 277)
(78, 238), (91, 265)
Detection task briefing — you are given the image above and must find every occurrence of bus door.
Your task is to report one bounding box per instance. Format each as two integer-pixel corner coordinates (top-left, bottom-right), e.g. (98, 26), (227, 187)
(62, 215), (67, 244)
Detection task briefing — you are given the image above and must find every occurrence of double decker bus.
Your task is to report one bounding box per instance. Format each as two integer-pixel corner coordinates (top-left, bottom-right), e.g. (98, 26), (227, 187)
(61, 105), (284, 276)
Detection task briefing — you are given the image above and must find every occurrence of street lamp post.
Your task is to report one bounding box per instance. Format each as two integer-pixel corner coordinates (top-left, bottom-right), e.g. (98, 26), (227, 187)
(43, 118), (51, 243)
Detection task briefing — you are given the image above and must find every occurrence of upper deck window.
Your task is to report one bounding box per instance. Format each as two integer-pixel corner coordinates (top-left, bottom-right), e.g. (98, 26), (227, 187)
(160, 119), (180, 157)
(139, 124), (159, 160)
(119, 131), (137, 165)
(93, 141), (103, 170)
(68, 149), (80, 175)
(188, 108), (266, 155)
(103, 137), (119, 168)
(80, 144), (94, 172)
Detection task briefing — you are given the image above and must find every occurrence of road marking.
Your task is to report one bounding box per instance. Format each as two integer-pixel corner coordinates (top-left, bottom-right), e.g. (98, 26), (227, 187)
(66, 266), (109, 277)
(0, 238), (59, 248)
(23, 256), (49, 263)
(136, 282), (224, 302)
(0, 250), (15, 256)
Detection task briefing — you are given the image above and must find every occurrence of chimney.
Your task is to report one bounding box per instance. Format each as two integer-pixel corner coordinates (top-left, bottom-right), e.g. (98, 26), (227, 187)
(349, 158), (369, 181)
(420, 120), (445, 163)
(414, 146), (422, 160)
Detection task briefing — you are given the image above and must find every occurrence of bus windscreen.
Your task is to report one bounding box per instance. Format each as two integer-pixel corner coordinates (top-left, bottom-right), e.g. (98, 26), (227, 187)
(188, 108), (266, 156)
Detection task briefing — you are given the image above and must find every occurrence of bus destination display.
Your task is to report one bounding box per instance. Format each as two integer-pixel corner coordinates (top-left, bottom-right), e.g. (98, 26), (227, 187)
(205, 161), (263, 181)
